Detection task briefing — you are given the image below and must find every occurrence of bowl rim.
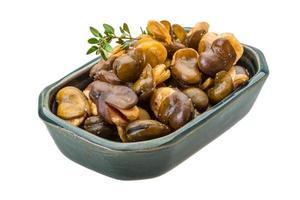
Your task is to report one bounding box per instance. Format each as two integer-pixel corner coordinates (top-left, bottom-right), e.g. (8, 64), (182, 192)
(38, 44), (269, 152)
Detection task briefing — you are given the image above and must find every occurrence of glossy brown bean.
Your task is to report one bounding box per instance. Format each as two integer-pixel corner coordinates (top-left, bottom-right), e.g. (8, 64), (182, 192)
(126, 120), (171, 142)
(198, 38), (236, 77)
(83, 116), (117, 138)
(207, 71), (234, 104)
(183, 87), (209, 112)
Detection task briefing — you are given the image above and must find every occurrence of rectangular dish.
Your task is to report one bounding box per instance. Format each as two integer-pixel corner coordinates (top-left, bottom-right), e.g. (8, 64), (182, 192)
(38, 44), (269, 180)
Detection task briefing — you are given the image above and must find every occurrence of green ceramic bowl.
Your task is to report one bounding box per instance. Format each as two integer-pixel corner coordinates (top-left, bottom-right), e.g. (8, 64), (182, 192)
(38, 44), (269, 180)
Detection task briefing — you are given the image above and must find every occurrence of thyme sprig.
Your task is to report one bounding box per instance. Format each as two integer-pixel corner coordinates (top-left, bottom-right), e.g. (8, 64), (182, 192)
(86, 23), (135, 60)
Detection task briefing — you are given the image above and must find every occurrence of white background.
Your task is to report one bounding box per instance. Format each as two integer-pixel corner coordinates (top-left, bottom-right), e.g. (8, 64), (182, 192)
(0, 0), (299, 199)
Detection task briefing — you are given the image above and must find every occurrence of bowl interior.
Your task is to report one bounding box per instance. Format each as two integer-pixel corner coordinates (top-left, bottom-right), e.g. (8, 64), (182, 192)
(48, 46), (258, 116)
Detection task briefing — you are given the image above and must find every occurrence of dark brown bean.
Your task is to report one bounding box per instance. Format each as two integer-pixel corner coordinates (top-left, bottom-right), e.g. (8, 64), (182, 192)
(126, 120), (171, 142)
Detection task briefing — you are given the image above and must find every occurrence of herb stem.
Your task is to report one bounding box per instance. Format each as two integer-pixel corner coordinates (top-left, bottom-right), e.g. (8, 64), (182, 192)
(87, 23), (145, 60)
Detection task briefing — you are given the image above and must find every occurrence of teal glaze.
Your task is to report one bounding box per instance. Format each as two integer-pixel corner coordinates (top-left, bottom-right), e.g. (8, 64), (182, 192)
(38, 45), (269, 180)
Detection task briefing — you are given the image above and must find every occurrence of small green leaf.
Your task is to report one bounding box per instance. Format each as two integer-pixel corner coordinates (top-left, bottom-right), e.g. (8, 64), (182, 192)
(86, 46), (98, 54)
(98, 37), (106, 42)
(121, 40), (131, 50)
(99, 49), (108, 60)
(140, 27), (144, 34)
(146, 27), (151, 35)
(104, 43), (113, 52)
(140, 26), (147, 34)
(103, 24), (114, 34)
(116, 38), (124, 45)
(119, 27), (125, 34)
(123, 23), (130, 34)
(90, 26), (101, 37)
(88, 38), (99, 44)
